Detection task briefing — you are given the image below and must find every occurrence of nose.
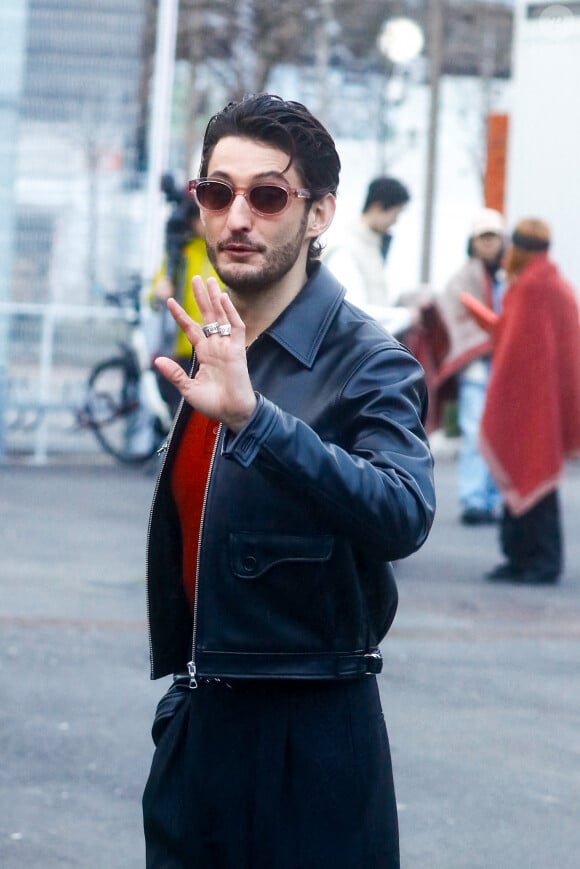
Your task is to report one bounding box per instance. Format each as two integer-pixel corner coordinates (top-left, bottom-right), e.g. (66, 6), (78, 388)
(225, 192), (253, 232)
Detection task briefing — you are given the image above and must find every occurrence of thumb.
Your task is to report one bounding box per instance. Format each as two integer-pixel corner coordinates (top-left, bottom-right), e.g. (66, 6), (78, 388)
(154, 356), (190, 391)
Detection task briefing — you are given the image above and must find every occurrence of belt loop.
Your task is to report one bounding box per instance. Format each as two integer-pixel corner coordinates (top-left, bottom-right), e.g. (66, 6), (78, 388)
(364, 650), (383, 674)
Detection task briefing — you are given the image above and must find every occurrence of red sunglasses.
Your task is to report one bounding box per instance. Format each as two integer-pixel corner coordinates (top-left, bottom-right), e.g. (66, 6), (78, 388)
(189, 178), (311, 216)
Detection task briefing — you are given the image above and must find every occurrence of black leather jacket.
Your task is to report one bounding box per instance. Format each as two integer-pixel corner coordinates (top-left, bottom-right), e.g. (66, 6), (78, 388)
(146, 263), (435, 682)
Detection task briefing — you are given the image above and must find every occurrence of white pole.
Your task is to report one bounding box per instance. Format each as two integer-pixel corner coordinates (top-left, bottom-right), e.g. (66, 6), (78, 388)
(316, 0), (334, 126)
(234, 0), (256, 94)
(141, 0), (179, 286)
(420, 0), (444, 285)
(0, 0), (29, 461)
(33, 308), (55, 465)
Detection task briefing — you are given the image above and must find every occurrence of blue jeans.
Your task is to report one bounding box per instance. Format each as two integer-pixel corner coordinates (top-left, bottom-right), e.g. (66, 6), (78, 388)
(457, 359), (500, 513)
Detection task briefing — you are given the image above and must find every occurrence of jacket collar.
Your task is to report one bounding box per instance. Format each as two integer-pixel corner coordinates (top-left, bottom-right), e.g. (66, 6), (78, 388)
(263, 262), (346, 369)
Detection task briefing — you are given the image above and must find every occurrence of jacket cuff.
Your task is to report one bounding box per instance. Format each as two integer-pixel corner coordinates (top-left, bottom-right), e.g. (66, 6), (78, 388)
(221, 393), (278, 468)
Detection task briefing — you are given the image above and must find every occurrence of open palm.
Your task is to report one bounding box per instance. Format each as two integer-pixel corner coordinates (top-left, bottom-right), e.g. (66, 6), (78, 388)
(155, 276), (257, 432)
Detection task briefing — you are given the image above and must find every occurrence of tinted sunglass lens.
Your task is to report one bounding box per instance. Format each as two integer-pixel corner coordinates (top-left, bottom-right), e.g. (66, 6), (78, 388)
(250, 186), (289, 214)
(197, 181), (232, 211)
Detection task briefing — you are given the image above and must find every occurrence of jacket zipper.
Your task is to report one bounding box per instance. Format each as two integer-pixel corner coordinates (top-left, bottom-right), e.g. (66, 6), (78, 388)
(145, 415), (181, 678)
(149, 341), (259, 683)
(145, 365), (191, 679)
(187, 420), (222, 688)
(187, 340), (260, 685)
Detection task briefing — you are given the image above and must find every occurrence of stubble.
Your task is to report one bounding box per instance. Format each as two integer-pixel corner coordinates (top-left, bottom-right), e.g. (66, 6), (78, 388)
(206, 208), (310, 296)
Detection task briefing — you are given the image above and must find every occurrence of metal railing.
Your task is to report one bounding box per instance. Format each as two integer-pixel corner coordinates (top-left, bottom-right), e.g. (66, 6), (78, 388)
(0, 301), (135, 464)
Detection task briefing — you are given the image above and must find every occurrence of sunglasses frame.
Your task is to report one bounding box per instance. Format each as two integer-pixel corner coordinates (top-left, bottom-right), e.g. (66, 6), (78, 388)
(189, 178), (312, 217)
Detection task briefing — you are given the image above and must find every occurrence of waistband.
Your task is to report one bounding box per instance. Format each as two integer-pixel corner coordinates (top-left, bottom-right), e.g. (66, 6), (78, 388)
(173, 649), (383, 689)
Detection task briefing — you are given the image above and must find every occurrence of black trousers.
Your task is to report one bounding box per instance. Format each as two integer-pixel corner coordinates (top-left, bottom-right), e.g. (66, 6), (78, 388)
(143, 676), (399, 869)
(500, 489), (562, 580)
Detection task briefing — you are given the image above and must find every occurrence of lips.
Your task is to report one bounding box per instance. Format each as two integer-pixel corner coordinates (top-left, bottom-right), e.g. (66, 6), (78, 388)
(218, 240), (264, 260)
(218, 236), (263, 255)
(223, 243), (256, 253)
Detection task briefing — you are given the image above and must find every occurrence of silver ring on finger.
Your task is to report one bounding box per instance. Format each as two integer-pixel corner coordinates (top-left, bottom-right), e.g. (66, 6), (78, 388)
(202, 321), (219, 337)
(218, 323), (232, 336)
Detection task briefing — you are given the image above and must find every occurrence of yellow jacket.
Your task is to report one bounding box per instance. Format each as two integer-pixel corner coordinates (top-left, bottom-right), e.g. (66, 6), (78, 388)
(151, 236), (223, 359)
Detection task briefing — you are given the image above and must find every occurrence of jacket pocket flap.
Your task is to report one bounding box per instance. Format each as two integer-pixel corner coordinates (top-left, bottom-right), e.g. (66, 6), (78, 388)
(230, 532), (334, 579)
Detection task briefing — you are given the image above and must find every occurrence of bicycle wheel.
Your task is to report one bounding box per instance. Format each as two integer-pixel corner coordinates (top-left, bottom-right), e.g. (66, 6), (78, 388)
(83, 357), (164, 464)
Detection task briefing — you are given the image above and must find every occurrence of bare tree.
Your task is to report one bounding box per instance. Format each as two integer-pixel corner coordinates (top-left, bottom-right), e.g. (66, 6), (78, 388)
(140, 0), (512, 172)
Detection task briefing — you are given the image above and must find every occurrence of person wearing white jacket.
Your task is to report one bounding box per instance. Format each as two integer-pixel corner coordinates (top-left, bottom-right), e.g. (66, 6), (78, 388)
(323, 176), (410, 309)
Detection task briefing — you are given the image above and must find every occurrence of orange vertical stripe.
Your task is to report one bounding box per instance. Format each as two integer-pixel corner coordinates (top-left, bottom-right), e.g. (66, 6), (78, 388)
(484, 113), (509, 214)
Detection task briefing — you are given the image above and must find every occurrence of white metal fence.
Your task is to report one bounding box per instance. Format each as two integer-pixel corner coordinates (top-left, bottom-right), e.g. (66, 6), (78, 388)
(0, 302), (136, 463)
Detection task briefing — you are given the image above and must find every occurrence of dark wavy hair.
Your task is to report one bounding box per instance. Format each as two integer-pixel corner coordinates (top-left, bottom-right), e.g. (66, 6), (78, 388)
(198, 93), (341, 262)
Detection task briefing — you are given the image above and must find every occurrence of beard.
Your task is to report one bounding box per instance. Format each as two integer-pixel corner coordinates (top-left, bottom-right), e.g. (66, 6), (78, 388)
(206, 209), (309, 295)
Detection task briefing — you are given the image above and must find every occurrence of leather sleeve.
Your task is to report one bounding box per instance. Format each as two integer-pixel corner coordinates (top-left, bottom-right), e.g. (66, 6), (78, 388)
(222, 346), (435, 562)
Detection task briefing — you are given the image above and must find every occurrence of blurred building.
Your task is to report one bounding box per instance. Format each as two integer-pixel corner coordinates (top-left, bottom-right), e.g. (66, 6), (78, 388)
(506, 0), (580, 291)
(7, 0), (148, 304)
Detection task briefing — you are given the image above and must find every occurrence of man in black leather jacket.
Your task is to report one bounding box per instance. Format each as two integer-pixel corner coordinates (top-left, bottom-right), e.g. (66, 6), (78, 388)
(143, 94), (435, 869)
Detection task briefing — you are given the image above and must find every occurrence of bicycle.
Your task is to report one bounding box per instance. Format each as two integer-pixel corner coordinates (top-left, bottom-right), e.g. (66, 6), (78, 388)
(78, 276), (174, 464)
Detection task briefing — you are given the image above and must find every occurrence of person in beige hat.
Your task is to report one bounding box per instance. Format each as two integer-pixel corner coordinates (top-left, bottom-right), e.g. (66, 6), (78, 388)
(435, 207), (506, 525)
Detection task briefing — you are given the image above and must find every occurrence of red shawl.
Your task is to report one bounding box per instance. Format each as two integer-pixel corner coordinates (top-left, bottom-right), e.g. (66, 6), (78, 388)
(480, 254), (580, 515)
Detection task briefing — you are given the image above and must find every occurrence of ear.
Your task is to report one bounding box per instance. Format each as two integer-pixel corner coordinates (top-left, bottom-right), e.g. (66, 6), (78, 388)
(306, 193), (336, 239)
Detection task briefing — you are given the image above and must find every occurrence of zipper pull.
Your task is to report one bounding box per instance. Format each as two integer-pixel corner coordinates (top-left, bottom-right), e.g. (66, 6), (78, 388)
(187, 660), (198, 689)
(156, 441), (168, 456)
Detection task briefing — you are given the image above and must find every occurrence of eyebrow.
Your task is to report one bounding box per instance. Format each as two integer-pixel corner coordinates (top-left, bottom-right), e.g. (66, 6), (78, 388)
(207, 170), (291, 185)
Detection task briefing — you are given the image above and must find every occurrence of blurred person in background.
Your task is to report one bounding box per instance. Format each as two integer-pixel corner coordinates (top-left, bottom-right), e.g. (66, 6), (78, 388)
(323, 176), (410, 309)
(435, 208), (506, 525)
(149, 187), (223, 411)
(480, 218), (580, 584)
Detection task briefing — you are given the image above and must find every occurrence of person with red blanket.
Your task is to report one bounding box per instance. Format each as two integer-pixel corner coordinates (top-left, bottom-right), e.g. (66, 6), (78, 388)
(479, 218), (580, 584)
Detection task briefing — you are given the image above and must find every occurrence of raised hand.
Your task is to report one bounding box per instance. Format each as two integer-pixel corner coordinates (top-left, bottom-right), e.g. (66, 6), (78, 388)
(154, 276), (257, 432)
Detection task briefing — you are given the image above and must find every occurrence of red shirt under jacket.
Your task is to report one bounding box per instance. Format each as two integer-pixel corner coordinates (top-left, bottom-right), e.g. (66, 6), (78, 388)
(171, 412), (219, 611)
(480, 254), (580, 515)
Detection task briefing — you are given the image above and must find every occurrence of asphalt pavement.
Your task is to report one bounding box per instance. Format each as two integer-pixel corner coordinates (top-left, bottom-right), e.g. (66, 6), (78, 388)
(1, 451), (579, 868)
